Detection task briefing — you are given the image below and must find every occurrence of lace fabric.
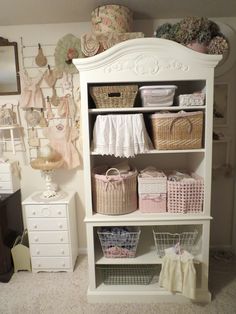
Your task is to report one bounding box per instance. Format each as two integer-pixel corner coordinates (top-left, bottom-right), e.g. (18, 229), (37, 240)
(92, 114), (153, 158)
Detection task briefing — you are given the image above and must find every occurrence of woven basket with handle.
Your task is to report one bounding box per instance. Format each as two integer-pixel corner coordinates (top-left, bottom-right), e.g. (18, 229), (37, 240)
(92, 167), (137, 215)
(150, 111), (203, 150)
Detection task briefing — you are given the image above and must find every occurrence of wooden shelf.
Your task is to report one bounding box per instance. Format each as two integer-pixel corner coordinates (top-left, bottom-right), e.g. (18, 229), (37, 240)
(89, 106), (206, 114)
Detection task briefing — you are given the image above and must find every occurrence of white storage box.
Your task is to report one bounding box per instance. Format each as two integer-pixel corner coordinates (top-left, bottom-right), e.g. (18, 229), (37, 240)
(177, 93), (205, 107)
(139, 85), (177, 107)
(138, 171), (167, 213)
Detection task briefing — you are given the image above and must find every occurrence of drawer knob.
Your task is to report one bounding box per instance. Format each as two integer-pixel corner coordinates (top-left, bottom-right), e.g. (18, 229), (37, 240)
(58, 211), (62, 215)
(32, 211), (36, 215)
(34, 237), (39, 242)
(37, 263), (41, 267)
(61, 250), (65, 255)
(62, 263), (65, 267)
(34, 224), (38, 229)
(60, 237), (64, 242)
(36, 250), (40, 255)
(59, 224), (63, 229)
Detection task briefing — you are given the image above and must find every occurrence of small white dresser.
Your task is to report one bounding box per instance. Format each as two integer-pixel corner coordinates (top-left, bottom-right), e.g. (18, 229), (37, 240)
(0, 160), (20, 194)
(23, 191), (78, 273)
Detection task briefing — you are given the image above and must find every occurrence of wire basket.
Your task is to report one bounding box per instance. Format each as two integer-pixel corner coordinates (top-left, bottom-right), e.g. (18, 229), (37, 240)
(153, 229), (198, 257)
(98, 264), (157, 285)
(97, 227), (141, 258)
(90, 85), (138, 108)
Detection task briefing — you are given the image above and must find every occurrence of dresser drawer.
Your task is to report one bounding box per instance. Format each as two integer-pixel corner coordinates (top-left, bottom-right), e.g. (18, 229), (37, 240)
(0, 173), (11, 181)
(27, 218), (68, 231)
(28, 231), (69, 244)
(30, 244), (70, 257)
(26, 204), (67, 218)
(0, 181), (12, 190)
(31, 257), (71, 269)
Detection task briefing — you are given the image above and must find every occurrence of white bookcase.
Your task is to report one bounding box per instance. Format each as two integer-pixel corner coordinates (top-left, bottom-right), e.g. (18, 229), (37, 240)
(73, 38), (221, 303)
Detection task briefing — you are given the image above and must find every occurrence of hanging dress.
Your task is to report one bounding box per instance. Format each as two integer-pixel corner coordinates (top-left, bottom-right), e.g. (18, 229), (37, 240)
(159, 247), (196, 299)
(43, 104), (80, 169)
(20, 70), (45, 109)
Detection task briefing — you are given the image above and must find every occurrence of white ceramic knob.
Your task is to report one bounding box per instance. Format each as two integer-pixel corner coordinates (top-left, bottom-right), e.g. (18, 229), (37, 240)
(59, 224), (63, 229)
(61, 250), (65, 255)
(62, 263), (65, 267)
(34, 224), (37, 229)
(36, 250), (40, 255)
(60, 237), (64, 242)
(32, 211), (36, 215)
(58, 211), (62, 215)
(38, 263), (41, 267)
(34, 237), (39, 242)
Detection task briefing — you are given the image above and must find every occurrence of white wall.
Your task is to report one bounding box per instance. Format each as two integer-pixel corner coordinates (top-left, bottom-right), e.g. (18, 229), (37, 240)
(0, 17), (236, 252)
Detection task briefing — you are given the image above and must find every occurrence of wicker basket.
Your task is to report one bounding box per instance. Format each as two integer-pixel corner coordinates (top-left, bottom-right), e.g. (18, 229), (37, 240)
(150, 111), (203, 150)
(90, 85), (138, 108)
(153, 229), (198, 257)
(92, 167), (137, 215)
(97, 227), (140, 258)
(167, 173), (204, 213)
(98, 264), (157, 285)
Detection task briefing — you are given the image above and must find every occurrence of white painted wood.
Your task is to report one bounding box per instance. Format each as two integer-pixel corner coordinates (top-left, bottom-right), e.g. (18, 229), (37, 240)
(30, 244), (70, 257)
(0, 160), (20, 193)
(25, 204), (67, 218)
(73, 38), (221, 303)
(23, 191), (78, 272)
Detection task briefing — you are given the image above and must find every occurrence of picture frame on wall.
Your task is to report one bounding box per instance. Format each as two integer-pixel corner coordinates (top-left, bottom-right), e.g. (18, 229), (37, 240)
(213, 83), (229, 127)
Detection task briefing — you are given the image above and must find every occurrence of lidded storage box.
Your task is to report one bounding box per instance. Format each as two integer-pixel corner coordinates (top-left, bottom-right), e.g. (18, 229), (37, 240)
(138, 168), (167, 213)
(92, 167), (137, 215)
(150, 111), (203, 150)
(91, 5), (133, 34)
(139, 85), (177, 107)
(90, 85), (138, 108)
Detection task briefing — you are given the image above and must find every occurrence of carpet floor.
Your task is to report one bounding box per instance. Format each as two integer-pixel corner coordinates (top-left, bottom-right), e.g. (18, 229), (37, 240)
(0, 254), (236, 314)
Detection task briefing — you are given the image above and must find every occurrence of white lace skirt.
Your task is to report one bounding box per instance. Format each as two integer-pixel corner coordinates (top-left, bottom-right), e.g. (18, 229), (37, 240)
(92, 114), (153, 157)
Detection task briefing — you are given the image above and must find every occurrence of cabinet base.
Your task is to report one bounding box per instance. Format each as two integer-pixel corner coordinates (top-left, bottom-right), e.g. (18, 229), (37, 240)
(87, 287), (211, 304)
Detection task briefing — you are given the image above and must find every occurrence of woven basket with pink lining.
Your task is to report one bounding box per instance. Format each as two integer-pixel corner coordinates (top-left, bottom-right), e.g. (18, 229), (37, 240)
(92, 166), (137, 215)
(167, 172), (204, 213)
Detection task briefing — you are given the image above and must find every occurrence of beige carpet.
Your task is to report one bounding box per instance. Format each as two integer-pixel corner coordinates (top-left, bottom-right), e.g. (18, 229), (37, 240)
(0, 254), (236, 314)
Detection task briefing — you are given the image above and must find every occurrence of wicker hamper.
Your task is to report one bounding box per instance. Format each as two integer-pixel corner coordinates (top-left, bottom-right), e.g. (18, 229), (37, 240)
(90, 85), (138, 108)
(92, 167), (137, 215)
(150, 111), (203, 150)
(167, 173), (204, 213)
